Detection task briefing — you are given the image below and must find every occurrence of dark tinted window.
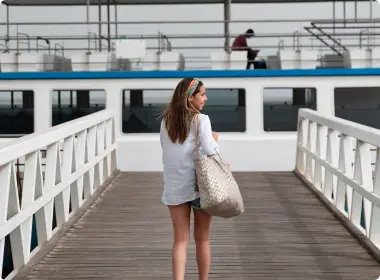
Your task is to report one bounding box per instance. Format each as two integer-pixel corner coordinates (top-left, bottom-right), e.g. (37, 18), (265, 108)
(0, 90), (34, 136)
(335, 87), (380, 130)
(122, 88), (246, 133)
(52, 89), (105, 126)
(263, 87), (317, 131)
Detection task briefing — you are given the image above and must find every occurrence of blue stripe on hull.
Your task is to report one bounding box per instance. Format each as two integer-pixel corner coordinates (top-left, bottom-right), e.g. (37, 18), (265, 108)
(0, 68), (380, 80)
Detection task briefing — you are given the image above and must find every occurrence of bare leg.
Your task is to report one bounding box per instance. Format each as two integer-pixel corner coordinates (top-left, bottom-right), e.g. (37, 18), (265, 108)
(193, 209), (212, 280)
(168, 204), (191, 280)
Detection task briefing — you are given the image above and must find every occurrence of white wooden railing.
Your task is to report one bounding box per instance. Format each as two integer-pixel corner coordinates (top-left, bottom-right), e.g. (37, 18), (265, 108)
(295, 108), (380, 250)
(0, 110), (117, 280)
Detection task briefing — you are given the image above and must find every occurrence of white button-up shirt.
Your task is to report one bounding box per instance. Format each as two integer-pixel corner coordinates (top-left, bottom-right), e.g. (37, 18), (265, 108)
(160, 114), (220, 206)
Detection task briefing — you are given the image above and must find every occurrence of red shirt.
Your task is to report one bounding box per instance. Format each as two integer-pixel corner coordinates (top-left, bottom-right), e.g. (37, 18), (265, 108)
(232, 35), (247, 51)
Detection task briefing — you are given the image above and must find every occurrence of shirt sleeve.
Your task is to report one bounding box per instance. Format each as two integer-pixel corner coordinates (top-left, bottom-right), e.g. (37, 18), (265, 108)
(241, 37), (248, 48)
(197, 115), (220, 155)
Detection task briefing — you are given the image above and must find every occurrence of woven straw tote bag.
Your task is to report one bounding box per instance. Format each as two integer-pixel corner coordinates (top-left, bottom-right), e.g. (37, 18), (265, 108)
(193, 115), (244, 218)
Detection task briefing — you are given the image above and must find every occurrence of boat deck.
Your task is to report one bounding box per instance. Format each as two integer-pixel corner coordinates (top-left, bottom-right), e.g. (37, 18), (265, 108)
(13, 172), (380, 280)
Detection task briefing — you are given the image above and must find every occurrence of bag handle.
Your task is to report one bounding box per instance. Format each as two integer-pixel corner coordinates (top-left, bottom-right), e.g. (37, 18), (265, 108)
(193, 114), (200, 192)
(194, 114), (223, 162)
(194, 114), (200, 160)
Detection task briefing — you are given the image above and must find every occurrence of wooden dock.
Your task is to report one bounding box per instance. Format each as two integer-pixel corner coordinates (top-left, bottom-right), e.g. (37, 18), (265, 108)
(14, 172), (380, 279)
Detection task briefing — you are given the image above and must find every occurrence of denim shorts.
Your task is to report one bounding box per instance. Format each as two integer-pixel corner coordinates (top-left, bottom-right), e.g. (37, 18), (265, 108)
(188, 197), (201, 210)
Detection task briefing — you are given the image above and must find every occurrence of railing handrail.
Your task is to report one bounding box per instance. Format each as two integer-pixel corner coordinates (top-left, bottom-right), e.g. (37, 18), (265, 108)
(54, 42), (64, 56)
(16, 32), (30, 53)
(36, 36), (51, 53)
(0, 43), (9, 53)
(2, 18), (380, 26)
(359, 28), (370, 49)
(88, 32), (98, 52)
(298, 108), (380, 148)
(0, 110), (114, 166)
(293, 30), (300, 51)
(277, 39), (284, 50)
(100, 35), (110, 52)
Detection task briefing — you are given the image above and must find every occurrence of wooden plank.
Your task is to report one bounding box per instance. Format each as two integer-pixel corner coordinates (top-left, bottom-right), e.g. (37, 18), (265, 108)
(19, 172), (380, 279)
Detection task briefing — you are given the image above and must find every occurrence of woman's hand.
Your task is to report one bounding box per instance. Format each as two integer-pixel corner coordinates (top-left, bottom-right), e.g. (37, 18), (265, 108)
(212, 131), (219, 142)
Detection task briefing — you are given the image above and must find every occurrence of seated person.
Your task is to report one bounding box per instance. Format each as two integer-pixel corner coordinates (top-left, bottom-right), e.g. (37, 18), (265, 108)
(231, 29), (266, 69)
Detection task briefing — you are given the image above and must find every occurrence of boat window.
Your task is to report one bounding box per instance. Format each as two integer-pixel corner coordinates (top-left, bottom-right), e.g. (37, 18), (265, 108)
(263, 87), (317, 132)
(52, 89), (106, 126)
(0, 90), (34, 137)
(121, 88), (246, 133)
(335, 87), (380, 130)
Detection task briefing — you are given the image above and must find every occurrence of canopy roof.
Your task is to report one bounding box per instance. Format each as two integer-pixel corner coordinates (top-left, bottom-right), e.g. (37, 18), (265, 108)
(1, 0), (370, 5)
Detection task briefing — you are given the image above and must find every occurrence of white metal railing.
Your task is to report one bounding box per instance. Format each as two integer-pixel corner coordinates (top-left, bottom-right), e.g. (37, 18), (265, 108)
(295, 108), (380, 250)
(0, 110), (117, 280)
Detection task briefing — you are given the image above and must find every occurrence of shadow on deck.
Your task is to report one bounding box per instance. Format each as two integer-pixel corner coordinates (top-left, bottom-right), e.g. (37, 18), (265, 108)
(13, 172), (380, 279)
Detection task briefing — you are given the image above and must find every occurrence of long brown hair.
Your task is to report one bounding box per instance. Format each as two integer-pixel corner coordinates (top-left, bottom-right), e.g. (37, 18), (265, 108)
(162, 78), (204, 144)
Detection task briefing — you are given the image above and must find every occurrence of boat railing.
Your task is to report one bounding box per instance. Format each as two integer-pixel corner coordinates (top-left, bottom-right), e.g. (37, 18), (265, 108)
(0, 109), (118, 279)
(86, 32), (112, 53)
(36, 36), (51, 54)
(277, 39), (284, 51)
(0, 43), (9, 53)
(295, 108), (380, 251)
(88, 32), (98, 53)
(16, 32), (30, 54)
(359, 29), (370, 49)
(293, 31), (300, 51)
(54, 43), (64, 56)
(100, 35), (113, 52)
(157, 32), (172, 53)
(0, 18), (379, 70)
(307, 19), (380, 55)
(0, 22), (378, 54)
(304, 23), (347, 56)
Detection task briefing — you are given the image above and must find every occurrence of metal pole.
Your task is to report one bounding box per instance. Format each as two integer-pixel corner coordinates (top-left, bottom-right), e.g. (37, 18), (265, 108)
(99, 0), (102, 51)
(2, 18), (380, 26)
(107, 0), (111, 52)
(370, 0), (373, 47)
(354, 0), (357, 22)
(114, 0), (118, 38)
(224, 0), (231, 52)
(333, 0), (336, 36)
(343, 0), (346, 28)
(7, 5), (9, 40)
(87, 0), (90, 53)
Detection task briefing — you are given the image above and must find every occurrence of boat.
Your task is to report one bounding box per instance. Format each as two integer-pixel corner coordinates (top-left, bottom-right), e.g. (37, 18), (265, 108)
(1, 0), (380, 278)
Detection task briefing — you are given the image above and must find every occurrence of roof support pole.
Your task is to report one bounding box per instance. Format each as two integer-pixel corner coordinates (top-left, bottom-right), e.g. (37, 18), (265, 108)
(369, 0), (373, 47)
(86, 0), (90, 52)
(6, 3), (9, 41)
(343, 0), (346, 27)
(333, 0), (336, 36)
(107, 0), (111, 52)
(114, 0), (118, 38)
(224, 0), (231, 52)
(99, 0), (102, 51)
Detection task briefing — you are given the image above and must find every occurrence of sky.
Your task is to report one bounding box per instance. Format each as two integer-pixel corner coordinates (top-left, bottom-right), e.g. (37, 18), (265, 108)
(0, 1), (379, 69)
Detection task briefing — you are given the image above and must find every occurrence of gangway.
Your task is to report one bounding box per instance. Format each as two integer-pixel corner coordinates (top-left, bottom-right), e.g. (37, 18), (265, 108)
(1, 108), (380, 279)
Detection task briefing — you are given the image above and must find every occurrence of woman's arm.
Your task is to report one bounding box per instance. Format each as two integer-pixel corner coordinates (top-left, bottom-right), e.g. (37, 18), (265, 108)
(198, 115), (220, 155)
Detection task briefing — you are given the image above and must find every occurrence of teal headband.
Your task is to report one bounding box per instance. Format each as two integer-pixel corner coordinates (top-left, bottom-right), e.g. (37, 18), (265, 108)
(186, 78), (199, 96)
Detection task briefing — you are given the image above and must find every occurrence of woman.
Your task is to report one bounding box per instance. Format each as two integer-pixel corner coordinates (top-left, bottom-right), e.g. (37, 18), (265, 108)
(160, 78), (219, 280)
